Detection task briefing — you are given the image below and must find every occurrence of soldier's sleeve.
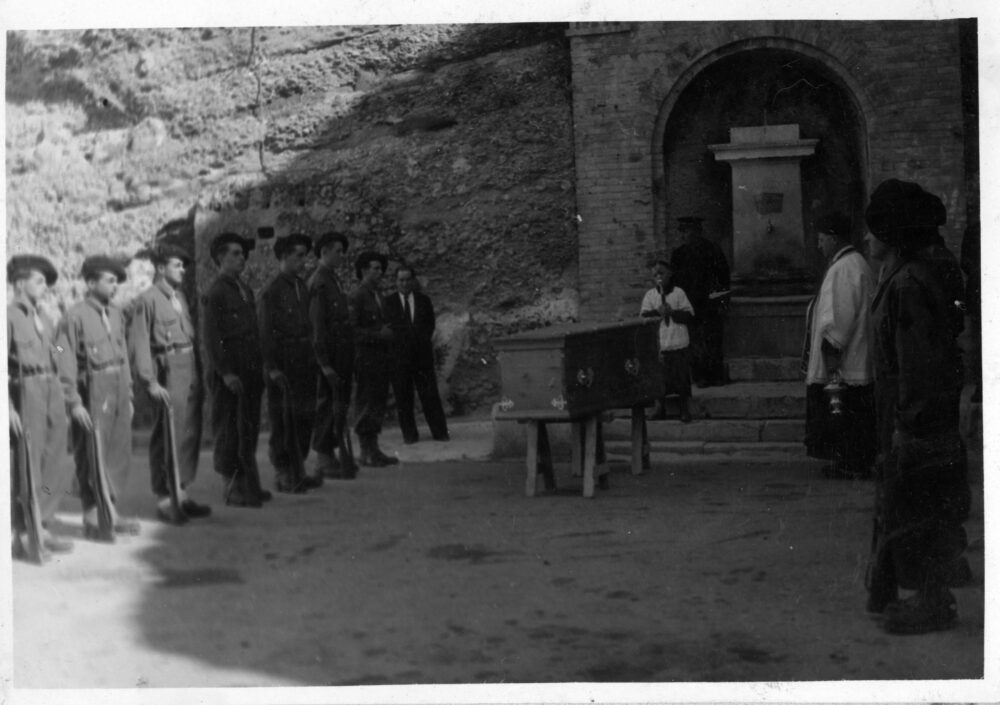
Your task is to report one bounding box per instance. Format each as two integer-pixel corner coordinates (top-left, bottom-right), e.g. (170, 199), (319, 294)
(201, 286), (231, 378)
(350, 291), (380, 345)
(55, 311), (83, 410)
(308, 280), (333, 370)
(258, 285), (278, 373)
(128, 295), (156, 391)
(117, 307), (132, 395)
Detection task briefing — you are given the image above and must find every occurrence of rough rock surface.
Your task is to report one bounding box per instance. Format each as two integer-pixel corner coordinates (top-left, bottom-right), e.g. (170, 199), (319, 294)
(6, 25), (578, 413)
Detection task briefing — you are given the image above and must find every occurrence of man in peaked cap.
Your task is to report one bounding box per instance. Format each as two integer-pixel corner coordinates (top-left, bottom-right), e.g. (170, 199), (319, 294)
(202, 232), (269, 507)
(128, 243), (211, 525)
(259, 233), (321, 493)
(308, 231), (358, 482)
(670, 216), (731, 387)
(350, 251), (399, 467)
(8, 255), (74, 558)
(56, 255), (140, 540)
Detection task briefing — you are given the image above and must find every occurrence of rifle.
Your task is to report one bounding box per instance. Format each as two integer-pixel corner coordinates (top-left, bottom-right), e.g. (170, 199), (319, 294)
(333, 388), (357, 478)
(13, 360), (48, 564)
(225, 384), (263, 504)
(279, 376), (306, 486)
(84, 339), (116, 542)
(162, 399), (186, 523)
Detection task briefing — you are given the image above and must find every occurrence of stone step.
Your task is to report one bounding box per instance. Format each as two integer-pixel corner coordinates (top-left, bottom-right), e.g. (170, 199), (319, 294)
(726, 356), (803, 382)
(604, 440), (811, 461)
(603, 417), (804, 443)
(639, 381), (806, 419)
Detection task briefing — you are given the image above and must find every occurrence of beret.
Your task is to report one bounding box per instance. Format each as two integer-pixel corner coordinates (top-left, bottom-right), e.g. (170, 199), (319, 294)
(815, 212), (852, 240)
(81, 255), (127, 283)
(865, 179), (946, 243)
(315, 231), (349, 257)
(210, 232), (254, 262)
(274, 233), (314, 260)
(7, 255), (58, 286)
(150, 243), (193, 266)
(354, 251), (388, 281)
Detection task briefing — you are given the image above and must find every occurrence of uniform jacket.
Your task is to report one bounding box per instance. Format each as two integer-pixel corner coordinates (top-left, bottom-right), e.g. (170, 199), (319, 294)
(805, 246), (874, 386)
(128, 279), (197, 392)
(8, 298), (61, 408)
(307, 263), (354, 374)
(201, 273), (261, 379)
(350, 281), (389, 350)
(383, 289), (437, 369)
(258, 271), (313, 374)
(670, 235), (730, 313)
(56, 296), (131, 410)
(870, 257), (963, 445)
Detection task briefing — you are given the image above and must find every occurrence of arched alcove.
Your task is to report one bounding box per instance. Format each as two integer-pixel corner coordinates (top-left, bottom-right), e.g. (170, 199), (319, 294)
(655, 43), (869, 291)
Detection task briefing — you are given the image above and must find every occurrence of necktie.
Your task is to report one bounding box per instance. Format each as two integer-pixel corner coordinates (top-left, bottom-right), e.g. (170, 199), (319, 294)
(403, 294), (412, 323)
(374, 291), (382, 312)
(32, 310), (44, 338)
(101, 308), (111, 334)
(294, 278), (302, 303)
(170, 291), (183, 315)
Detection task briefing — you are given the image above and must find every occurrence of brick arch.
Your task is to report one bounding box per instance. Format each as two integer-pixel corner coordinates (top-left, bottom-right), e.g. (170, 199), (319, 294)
(650, 37), (873, 244)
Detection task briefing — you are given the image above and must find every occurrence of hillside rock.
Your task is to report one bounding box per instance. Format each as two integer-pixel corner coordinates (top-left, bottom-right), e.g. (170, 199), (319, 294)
(6, 24), (579, 414)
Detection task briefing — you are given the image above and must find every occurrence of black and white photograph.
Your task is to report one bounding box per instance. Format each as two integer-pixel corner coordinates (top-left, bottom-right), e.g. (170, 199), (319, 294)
(2, 1), (996, 703)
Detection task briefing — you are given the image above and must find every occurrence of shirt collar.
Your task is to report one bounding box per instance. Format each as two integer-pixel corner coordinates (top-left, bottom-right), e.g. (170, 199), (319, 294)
(155, 278), (177, 298)
(84, 294), (108, 313)
(14, 294), (36, 317)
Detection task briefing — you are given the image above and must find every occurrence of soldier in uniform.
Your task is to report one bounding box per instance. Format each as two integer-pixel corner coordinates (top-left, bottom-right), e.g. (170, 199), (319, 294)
(670, 216), (731, 387)
(8, 255), (74, 556)
(202, 233), (270, 508)
(350, 251), (399, 467)
(259, 233), (322, 493)
(128, 243), (211, 524)
(308, 231), (357, 481)
(57, 255), (140, 539)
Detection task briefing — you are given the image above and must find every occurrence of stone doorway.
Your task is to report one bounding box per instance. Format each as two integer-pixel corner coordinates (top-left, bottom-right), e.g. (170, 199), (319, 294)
(660, 45), (868, 293)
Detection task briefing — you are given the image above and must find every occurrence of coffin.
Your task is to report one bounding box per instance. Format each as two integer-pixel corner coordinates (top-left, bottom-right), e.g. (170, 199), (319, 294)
(493, 319), (664, 421)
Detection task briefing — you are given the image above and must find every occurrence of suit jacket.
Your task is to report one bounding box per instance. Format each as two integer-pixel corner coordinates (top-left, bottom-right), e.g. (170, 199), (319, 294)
(384, 290), (436, 369)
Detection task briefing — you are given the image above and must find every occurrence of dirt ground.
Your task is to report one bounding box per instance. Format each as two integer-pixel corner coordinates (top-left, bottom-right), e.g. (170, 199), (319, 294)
(5, 421), (988, 700)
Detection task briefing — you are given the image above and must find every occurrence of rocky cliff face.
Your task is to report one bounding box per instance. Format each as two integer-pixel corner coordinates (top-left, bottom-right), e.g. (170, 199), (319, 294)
(6, 24), (579, 414)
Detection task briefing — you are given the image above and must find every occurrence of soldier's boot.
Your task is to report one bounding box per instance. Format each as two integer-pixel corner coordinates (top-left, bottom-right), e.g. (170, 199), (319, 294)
(275, 469), (306, 494)
(246, 464), (273, 503)
(225, 474), (262, 509)
(370, 436), (399, 466)
(358, 435), (383, 467)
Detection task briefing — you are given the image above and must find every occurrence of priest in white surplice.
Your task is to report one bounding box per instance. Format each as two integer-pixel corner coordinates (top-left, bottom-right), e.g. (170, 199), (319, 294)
(803, 213), (877, 479)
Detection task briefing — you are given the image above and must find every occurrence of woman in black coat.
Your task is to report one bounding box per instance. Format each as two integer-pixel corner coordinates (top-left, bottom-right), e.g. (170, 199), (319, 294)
(863, 179), (970, 635)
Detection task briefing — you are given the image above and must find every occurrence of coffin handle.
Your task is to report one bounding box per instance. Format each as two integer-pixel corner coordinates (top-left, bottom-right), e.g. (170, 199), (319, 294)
(624, 358), (640, 376)
(575, 367), (595, 388)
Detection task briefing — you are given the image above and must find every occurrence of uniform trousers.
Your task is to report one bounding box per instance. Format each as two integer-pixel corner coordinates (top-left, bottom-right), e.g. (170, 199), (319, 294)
(148, 349), (202, 497)
(71, 367), (132, 511)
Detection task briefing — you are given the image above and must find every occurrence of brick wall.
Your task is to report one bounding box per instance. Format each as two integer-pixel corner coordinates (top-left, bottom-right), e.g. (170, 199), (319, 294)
(569, 20), (974, 321)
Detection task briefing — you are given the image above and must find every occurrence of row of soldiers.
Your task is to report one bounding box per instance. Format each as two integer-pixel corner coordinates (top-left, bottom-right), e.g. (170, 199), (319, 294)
(9, 230), (449, 559)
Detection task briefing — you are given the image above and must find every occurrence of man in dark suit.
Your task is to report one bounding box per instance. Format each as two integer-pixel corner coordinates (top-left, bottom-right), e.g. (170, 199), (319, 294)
(384, 265), (449, 444)
(350, 251), (399, 467)
(202, 232), (270, 507)
(670, 216), (731, 387)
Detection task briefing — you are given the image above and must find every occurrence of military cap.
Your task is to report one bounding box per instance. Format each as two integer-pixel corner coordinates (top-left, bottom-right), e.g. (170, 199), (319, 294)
(677, 216), (704, 228)
(315, 231), (349, 257)
(150, 242), (193, 266)
(274, 233), (314, 260)
(865, 179), (946, 245)
(81, 255), (127, 283)
(209, 232), (254, 264)
(354, 251), (388, 281)
(7, 255), (58, 286)
(815, 212), (852, 241)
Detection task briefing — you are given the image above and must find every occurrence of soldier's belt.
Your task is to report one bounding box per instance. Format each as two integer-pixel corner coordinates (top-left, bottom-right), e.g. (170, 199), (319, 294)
(89, 360), (125, 373)
(153, 342), (194, 355)
(12, 366), (56, 379)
